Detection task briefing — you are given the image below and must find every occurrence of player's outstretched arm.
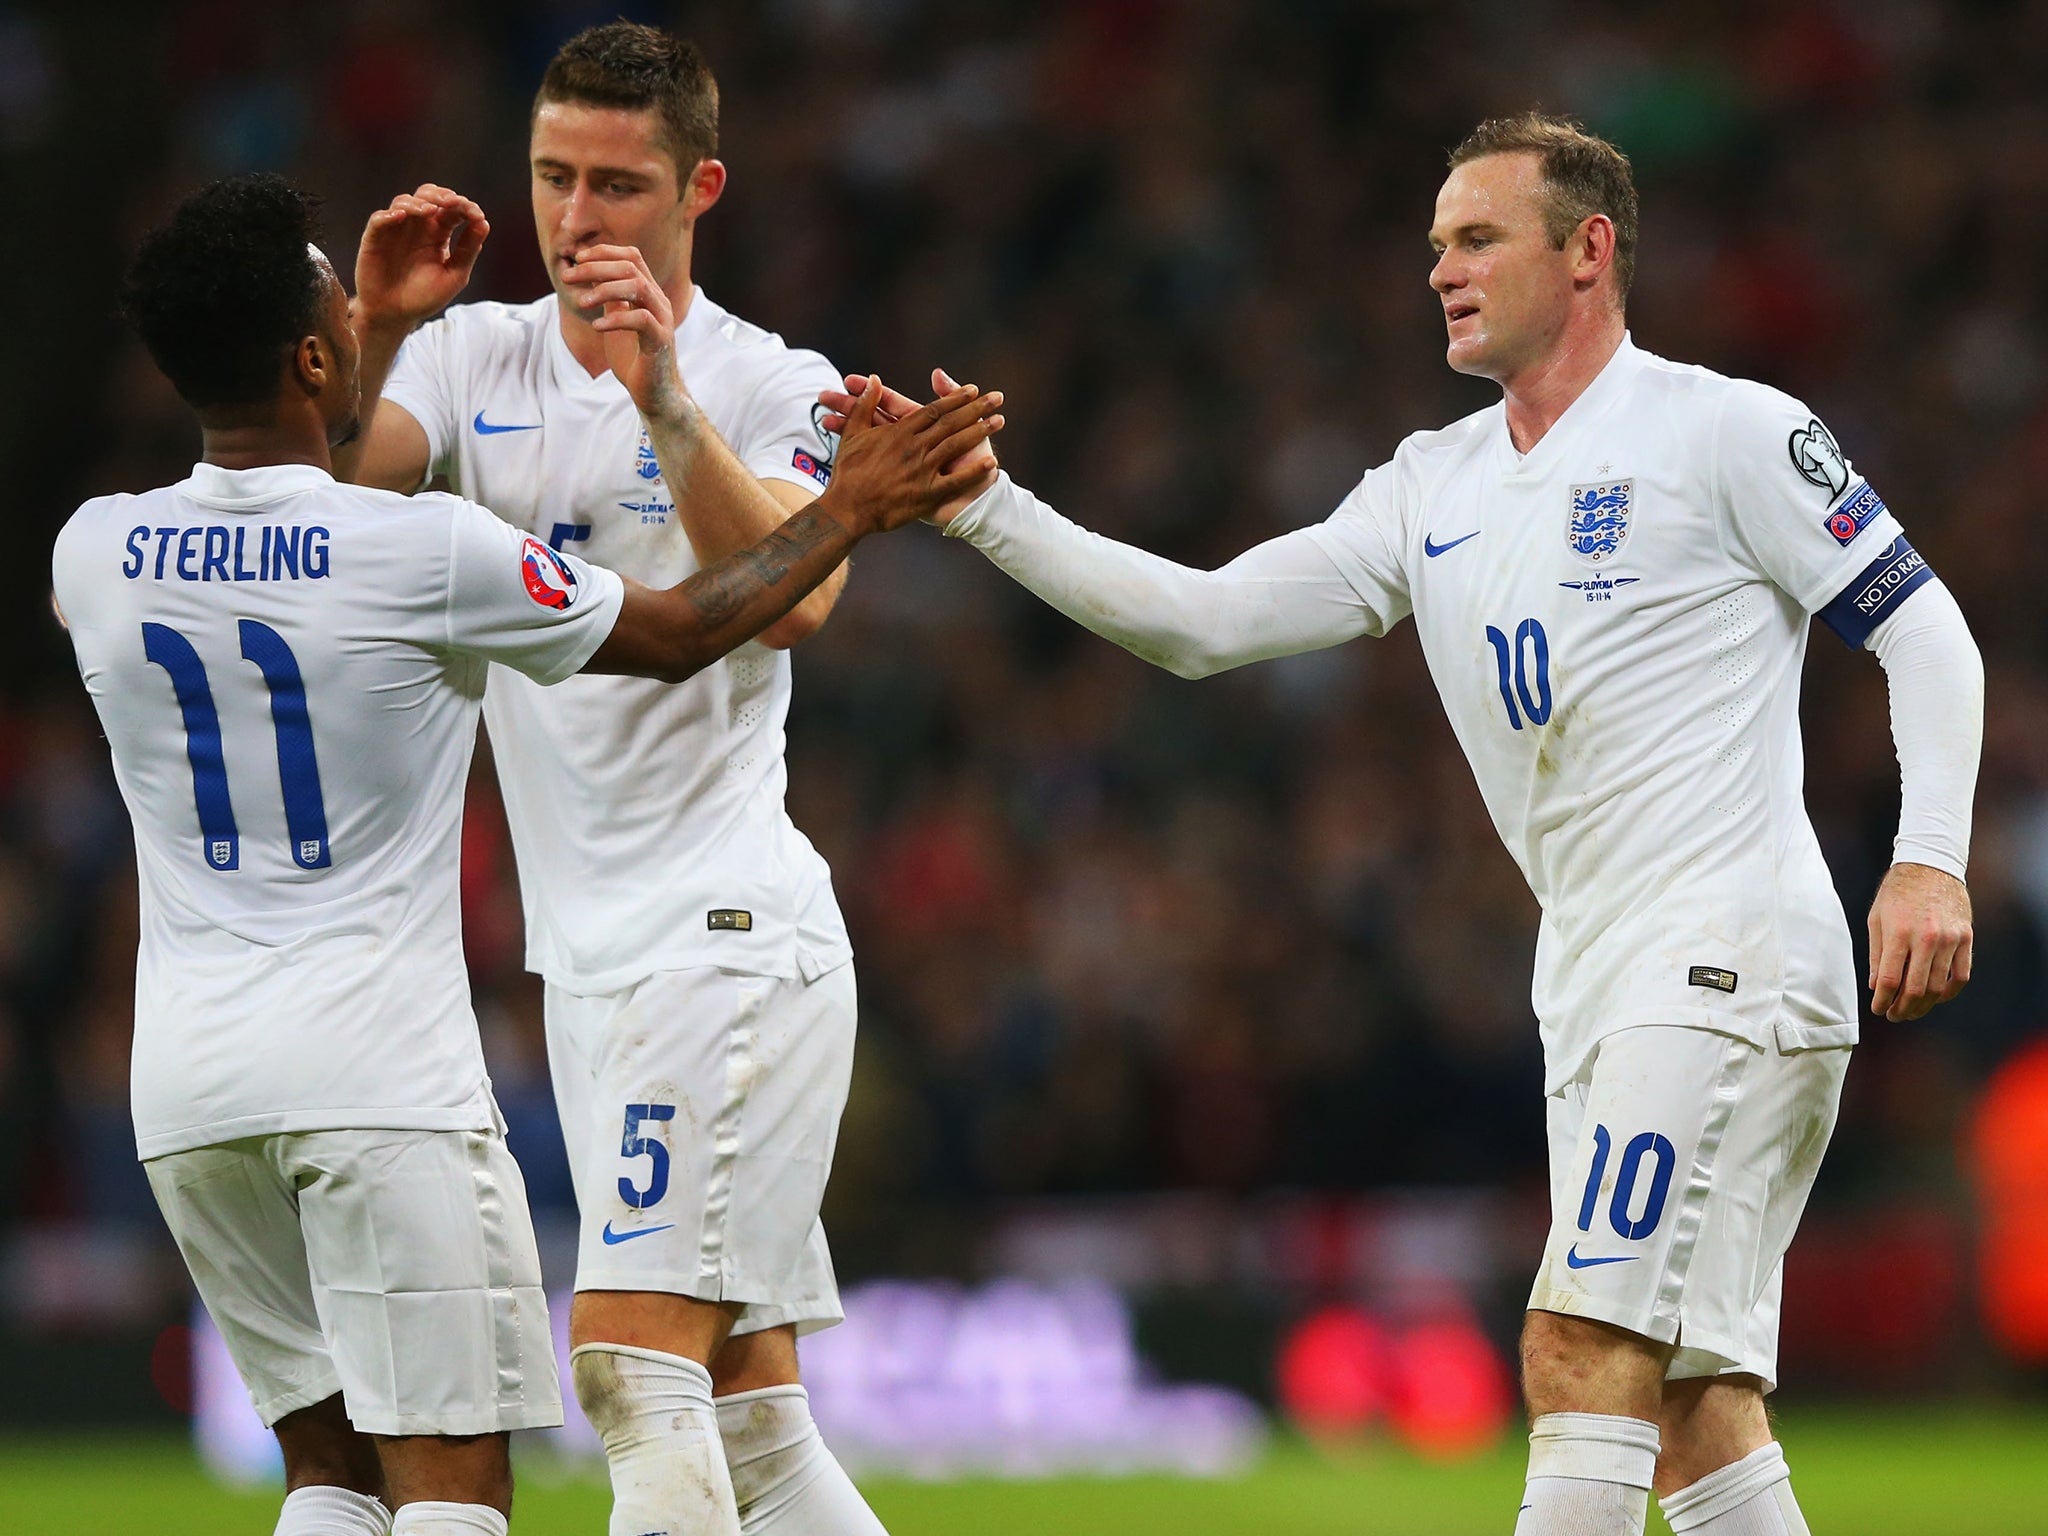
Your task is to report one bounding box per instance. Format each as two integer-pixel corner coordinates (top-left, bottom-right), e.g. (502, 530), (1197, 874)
(818, 369), (1380, 679)
(335, 184), (490, 491)
(585, 379), (1001, 683)
(567, 244), (848, 647)
(1863, 579), (1983, 1021)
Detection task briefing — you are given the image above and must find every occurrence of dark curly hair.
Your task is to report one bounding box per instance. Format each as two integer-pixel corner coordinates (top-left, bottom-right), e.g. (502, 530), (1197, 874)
(121, 174), (328, 408)
(535, 21), (718, 180)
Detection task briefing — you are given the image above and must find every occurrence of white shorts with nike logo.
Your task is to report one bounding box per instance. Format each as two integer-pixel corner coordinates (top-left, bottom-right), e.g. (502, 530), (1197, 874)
(547, 961), (854, 1336)
(1528, 1023), (1851, 1390)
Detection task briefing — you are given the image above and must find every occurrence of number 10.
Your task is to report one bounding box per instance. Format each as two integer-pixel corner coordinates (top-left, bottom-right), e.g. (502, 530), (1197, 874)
(1484, 618), (1552, 729)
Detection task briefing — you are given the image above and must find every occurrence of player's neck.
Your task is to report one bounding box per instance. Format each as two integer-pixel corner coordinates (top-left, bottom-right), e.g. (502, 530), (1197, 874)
(197, 412), (335, 474)
(1498, 314), (1626, 456)
(556, 268), (698, 381)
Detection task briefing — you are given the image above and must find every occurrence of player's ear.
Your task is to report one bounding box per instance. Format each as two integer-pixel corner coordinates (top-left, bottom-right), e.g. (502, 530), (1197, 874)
(1572, 214), (1616, 290)
(291, 332), (327, 399)
(680, 157), (726, 220)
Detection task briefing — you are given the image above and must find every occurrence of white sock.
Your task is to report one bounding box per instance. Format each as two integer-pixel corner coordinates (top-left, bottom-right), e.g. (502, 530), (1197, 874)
(1513, 1412), (1661, 1536)
(276, 1485), (393, 1535)
(389, 1504), (506, 1536)
(573, 1342), (742, 1536)
(716, 1384), (887, 1535)
(1659, 1443), (1811, 1534)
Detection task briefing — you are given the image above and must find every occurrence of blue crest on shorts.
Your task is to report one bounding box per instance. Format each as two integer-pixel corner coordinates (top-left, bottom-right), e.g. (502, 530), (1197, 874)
(1567, 479), (1633, 566)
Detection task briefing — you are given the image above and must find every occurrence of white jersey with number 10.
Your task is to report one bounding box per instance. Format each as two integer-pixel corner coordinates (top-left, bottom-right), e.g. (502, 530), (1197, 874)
(1303, 336), (1928, 1087)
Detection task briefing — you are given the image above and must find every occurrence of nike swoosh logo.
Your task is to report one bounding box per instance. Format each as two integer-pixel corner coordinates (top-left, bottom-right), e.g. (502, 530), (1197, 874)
(1423, 530), (1480, 558)
(601, 1221), (676, 1245)
(1565, 1244), (1636, 1269)
(473, 411), (542, 435)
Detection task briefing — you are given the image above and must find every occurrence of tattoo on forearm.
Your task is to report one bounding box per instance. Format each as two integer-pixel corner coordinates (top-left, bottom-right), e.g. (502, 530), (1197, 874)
(681, 508), (845, 630)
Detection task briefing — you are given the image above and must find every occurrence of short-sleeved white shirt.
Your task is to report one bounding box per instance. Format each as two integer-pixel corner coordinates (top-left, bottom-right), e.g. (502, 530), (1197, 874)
(383, 290), (849, 992)
(54, 463), (624, 1156)
(1305, 337), (1918, 1089)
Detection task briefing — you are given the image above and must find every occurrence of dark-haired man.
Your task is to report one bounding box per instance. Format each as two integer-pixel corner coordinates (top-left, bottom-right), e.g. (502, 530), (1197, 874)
(336, 21), (895, 1536)
(828, 114), (1984, 1536)
(54, 172), (995, 1536)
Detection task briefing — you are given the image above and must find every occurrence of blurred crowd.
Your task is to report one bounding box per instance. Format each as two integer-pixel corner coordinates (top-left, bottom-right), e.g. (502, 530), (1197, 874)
(3, 0), (2046, 1277)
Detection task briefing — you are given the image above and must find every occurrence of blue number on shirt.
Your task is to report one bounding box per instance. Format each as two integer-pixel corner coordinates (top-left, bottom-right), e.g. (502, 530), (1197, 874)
(1577, 1122), (1677, 1241)
(143, 621), (332, 871)
(618, 1103), (676, 1209)
(549, 523), (592, 552)
(143, 623), (239, 871)
(1484, 617), (1552, 729)
(239, 620), (331, 869)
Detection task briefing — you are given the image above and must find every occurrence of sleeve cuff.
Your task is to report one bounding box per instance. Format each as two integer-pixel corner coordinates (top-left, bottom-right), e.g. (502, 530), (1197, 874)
(533, 565), (627, 686)
(378, 384), (446, 476)
(941, 471), (1015, 544)
(1890, 843), (1968, 884)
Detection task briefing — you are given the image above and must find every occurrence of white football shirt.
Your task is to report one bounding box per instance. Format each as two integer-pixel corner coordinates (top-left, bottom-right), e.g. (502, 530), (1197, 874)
(382, 290), (850, 992)
(1303, 336), (1921, 1087)
(53, 463), (624, 1157)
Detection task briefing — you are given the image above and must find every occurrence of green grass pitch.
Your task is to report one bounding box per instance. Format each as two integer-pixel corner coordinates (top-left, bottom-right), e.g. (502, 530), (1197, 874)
(4, 1407), (2046, 1534)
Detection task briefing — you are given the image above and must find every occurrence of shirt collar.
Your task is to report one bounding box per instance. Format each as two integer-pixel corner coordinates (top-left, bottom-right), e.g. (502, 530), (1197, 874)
(179, 461), (336, 506)
(1499, 331), (1643, 478)
(547, 283), (711, 399)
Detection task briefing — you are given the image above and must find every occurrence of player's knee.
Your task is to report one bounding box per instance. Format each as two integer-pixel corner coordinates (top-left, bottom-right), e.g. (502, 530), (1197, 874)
(1655, 1375), (1771, 1492)
(1520, 1310), (1666, 1417)
(572, 1345), (635, 1443)
(274, 1394), (385, 1499)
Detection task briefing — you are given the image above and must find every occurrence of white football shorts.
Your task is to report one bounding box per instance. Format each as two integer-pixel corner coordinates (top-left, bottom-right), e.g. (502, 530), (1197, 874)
(1528, 1024), (1850, 1390)
(146, 1125), (562, 1435)
(546, 961), (854, 1335)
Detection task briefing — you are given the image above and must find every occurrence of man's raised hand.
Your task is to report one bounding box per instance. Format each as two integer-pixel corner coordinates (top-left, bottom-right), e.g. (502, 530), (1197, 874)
(565, 244), (684, 421)
(826, 376), (1004, 535)
(818, 367), (1001, 525)
(353, 184), (489, 333)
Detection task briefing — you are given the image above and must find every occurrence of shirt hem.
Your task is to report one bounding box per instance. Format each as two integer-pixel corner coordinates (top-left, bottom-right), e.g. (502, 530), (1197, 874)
(530, 935), (854, 996)
(1542, 1005), (1773, 1095)
(136, 1102), (497, 1161)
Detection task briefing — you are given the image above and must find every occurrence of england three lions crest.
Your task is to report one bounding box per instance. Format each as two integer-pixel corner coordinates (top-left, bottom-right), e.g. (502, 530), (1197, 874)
(1568, 479), (1633, 566)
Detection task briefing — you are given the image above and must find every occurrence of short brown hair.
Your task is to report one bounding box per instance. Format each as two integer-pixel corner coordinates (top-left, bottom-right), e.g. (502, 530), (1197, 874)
(534, 22), (719, 182)
(1449, 112), (1638, 299)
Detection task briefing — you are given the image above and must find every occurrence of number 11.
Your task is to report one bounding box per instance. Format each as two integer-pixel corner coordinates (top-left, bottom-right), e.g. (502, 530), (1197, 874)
(143, 619), (332, 871)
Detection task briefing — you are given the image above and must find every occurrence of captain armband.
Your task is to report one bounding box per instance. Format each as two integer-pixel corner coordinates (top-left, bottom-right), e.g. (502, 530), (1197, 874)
(1817, 536), (1935, 648)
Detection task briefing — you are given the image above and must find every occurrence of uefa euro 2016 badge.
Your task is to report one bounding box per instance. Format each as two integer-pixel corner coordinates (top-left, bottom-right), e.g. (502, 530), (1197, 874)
(1567, 479), (1633, 566)
(520, 536), (579, 610)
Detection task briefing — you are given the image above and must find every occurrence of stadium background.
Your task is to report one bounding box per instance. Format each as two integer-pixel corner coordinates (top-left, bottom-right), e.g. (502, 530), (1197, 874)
(4, 0), (2048, 1530)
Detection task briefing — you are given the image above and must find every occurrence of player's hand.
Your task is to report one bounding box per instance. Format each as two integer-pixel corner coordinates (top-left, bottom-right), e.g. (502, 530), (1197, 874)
(1867, 862), (1973, 1021)
(825, 375), (1004, 536)
(818, 368), (1001, 525)
(353, 184), (488, 332)
(566, 244), (686, 421)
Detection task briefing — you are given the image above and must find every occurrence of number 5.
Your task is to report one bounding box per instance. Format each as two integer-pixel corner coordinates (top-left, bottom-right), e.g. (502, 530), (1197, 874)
(618, 1103), (676, 1209)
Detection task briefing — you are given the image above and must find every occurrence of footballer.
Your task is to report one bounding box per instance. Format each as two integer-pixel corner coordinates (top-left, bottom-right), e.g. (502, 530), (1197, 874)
(827, 114), (1983, 1536)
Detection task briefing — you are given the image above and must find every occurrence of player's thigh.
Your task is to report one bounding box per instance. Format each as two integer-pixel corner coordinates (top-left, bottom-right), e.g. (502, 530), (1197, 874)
(1529, 1026), (1755, 1351)
(1667, 1043), (1849, 1387)
(287, 1126), (561, 1437)
(144, 1141), (338, 1426)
